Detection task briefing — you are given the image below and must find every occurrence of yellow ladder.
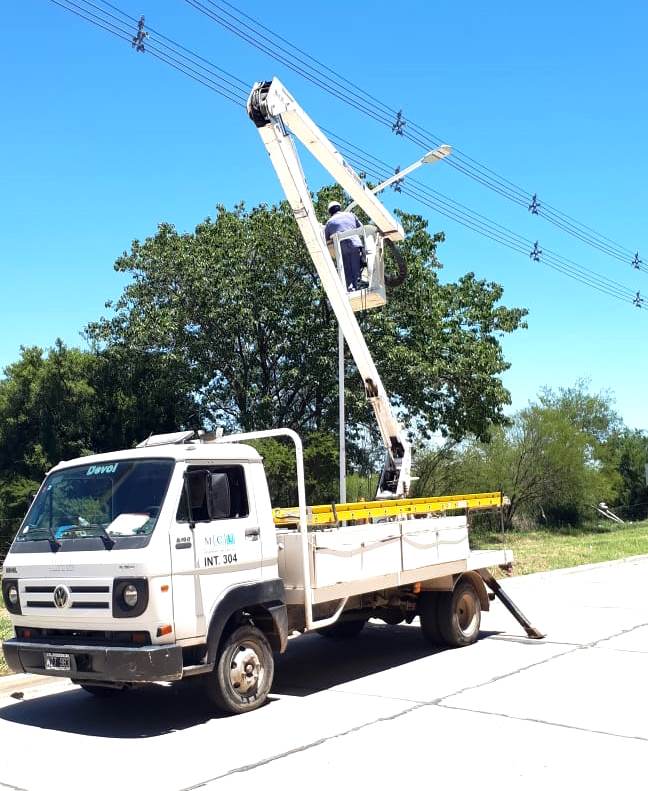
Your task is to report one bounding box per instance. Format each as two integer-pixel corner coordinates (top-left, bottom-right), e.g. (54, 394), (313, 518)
(273, 491), (503, 527)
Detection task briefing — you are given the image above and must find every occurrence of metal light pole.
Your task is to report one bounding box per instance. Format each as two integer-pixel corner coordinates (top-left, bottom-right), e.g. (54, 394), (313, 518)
(338, 144), (451, 503)
(338, 254), (347, 503)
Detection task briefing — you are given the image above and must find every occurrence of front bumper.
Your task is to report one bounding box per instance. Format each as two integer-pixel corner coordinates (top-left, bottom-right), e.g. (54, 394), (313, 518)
(2, 639), (183, 683)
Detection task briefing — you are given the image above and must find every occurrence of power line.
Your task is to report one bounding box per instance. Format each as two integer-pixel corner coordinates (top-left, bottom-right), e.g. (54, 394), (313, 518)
(185, 0), (643, 272)
(183, 0), (532, 207)
(326, 128), (642, 300)
(181, 0), (393, 129)
(332, 141), (638, 305)
(49, 0), (646, 310)
(53, 0), (248, 105)
(99, 0), (250, 97)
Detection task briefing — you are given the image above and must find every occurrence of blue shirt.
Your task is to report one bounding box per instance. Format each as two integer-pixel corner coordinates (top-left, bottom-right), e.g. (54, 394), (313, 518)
(325, 211), (363, 247)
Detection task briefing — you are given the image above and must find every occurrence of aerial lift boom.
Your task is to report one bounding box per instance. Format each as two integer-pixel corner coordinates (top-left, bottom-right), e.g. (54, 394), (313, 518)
(247, 78), (415, 498)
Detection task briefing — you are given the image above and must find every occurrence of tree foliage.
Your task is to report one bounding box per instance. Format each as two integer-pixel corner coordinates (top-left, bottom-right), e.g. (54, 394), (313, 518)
(86, 187), (527, 449)
(0, 341), (195, 533)
(249, 432), (338, 508)
(1, 188), (529, 530)
(413, 382), (624, 528)
(598, 429), (648, 520)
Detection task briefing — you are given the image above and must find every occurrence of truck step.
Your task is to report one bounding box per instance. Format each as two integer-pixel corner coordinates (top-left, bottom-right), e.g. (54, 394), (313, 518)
(182, 663), (215, 677)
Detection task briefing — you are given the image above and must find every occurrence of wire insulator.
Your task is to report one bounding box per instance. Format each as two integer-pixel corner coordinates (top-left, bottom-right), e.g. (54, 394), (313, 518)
(132, 15), (148, 52)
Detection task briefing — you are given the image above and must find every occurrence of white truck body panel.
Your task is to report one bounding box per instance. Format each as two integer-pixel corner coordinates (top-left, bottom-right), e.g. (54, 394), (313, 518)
(277, 516), (511, 604)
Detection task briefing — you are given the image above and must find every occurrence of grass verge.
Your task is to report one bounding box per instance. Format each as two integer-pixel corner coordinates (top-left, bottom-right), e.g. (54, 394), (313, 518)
(473, 519), (648, 576)
(0, 604), (12, 676)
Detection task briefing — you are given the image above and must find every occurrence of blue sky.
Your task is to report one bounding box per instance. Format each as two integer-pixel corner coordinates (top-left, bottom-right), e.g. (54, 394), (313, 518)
(2, 1), (647, 429)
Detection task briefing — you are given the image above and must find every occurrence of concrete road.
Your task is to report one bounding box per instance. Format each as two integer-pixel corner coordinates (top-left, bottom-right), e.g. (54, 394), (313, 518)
(2, 556), (648, 791)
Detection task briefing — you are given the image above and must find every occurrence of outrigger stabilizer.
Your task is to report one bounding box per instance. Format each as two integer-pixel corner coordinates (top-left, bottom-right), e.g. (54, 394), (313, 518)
(479, 570), (545, 639)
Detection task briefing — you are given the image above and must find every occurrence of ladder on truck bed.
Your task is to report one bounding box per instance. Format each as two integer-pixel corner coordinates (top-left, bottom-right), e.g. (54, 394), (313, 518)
(273, 491), (505, 527)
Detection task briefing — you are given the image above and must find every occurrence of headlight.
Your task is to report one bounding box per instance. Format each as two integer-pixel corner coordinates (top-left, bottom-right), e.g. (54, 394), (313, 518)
(112, 577), (148, 618)
(2, 579), (21, 615)
(123, 584), (138, 608)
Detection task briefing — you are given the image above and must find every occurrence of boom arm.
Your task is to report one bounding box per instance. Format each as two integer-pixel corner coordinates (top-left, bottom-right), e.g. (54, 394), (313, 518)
(247, 78), (411, 498)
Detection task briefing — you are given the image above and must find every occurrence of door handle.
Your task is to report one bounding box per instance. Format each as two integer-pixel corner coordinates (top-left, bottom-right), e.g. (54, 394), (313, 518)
(245, 526), (261, 540)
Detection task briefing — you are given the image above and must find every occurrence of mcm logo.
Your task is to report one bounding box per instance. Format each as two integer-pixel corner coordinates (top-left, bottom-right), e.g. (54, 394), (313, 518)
(53, 584), (72, 609)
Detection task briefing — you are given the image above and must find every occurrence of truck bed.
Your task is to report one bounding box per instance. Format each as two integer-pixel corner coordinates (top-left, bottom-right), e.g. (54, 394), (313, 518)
(277, 515), (512, 605)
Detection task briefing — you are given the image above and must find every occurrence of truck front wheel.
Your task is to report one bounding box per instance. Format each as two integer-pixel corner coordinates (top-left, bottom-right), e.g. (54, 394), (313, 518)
(206, 624), (274, 715)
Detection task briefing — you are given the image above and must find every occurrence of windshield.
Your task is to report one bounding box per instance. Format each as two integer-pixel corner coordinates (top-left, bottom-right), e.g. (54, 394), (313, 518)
(16, 459), (174, 543)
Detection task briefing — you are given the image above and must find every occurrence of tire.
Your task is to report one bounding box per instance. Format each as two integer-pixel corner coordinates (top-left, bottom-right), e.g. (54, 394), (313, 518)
(318, 619), (366, 639)
(206, 624), (274, 715)
(79, 683), (124, 698)
(418, 592), (443, 644)
(437, 579), (482, 648)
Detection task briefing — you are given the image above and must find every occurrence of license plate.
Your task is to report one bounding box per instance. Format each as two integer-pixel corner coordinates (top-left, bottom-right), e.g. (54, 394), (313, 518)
(44, 652), (71, 671)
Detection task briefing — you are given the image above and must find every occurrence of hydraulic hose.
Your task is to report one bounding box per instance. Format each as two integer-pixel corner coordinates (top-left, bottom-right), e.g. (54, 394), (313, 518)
(384, 239), (407, 287)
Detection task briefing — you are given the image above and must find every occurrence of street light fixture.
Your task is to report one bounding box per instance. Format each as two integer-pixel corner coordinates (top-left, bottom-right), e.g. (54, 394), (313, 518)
(345, 145), (452, 212)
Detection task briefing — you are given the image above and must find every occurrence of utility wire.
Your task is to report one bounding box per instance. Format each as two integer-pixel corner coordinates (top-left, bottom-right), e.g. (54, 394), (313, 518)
(53, 0), (247, 105)
(183, 0), (530, 207)
(327, 129), (648, 292)
(334, 143), (637, 305)
(186, 0), (643, 272)
(50, 0), (646, 309)
(99, 0), (250, 97)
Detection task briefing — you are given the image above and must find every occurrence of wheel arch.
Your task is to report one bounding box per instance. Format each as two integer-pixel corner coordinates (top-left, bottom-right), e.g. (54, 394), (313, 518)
(206, 578), (288, 662)
(456, 571), (490, 612)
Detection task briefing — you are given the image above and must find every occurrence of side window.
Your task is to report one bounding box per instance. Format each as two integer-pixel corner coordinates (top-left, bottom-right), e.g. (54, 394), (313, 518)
(176, 465), (249, 523)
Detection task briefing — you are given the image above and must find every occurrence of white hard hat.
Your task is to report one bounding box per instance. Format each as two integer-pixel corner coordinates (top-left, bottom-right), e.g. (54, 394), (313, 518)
(328, 200), (341, 211)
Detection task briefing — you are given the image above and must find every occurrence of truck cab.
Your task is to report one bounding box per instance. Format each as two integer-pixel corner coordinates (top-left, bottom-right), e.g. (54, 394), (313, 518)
(1, 439), (288, 713)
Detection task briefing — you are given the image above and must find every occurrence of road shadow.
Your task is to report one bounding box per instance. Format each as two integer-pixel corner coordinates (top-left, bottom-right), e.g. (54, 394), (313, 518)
(0, 677), (220, 738)
(0, 623), (500, 738)
(274, 621), (444, 695)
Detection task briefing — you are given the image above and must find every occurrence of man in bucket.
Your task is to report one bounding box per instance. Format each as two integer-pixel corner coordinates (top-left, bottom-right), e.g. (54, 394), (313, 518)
(324, 200), (365, 292)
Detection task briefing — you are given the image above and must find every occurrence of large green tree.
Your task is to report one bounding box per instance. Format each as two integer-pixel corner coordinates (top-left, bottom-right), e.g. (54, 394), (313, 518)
(87, 188), (527, 451)
(0, 341), (195, 532)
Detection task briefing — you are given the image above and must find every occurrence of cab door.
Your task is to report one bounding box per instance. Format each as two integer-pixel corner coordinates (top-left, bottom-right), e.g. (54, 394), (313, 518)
(169, 463), (262, 641)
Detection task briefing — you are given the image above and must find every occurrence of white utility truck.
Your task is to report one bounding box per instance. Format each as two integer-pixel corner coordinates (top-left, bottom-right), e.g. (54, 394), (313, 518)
(1, 79), (541, 715)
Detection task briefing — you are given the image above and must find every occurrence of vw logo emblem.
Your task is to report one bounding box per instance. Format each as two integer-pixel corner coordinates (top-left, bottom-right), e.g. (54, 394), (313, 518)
(53, 585), (71, 609)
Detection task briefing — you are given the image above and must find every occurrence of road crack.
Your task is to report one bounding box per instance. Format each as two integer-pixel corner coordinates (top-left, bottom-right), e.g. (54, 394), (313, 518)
(438, 702), (648, 744)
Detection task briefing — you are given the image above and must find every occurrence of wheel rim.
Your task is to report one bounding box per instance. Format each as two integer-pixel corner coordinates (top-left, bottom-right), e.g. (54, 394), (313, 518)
(456, 591), (478, 636)
(229, 642), (264, 698)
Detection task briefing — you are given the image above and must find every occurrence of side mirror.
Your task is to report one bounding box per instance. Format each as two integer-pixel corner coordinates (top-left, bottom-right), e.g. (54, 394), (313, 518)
(206, 472), (230, 520)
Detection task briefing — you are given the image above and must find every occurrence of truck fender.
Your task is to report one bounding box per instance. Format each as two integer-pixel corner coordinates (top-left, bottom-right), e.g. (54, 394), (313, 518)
(206, 578), (288, 662)
(458, 571), (490, 612)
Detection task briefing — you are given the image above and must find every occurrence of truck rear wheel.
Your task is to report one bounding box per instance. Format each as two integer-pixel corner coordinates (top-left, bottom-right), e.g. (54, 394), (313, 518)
(206, 624), (274, 715)
(318, 619), (366, 639)
(418, 592), (443, 644)
(437, 579), (481, 647)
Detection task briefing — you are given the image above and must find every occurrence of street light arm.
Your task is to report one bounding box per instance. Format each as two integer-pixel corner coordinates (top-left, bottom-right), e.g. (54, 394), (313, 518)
(346, 145), (451, 212)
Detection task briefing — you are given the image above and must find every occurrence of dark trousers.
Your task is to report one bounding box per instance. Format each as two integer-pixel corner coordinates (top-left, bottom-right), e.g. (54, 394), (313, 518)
(341, 242), (363, 291)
